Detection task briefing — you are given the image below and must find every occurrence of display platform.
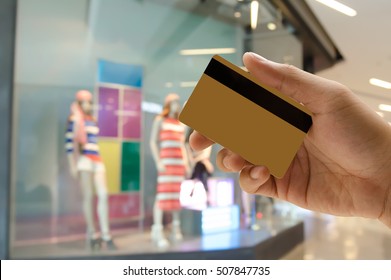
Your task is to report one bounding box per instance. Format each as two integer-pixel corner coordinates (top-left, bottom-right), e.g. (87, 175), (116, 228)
(181, 206), (240, 235)
(11, 216), (304, 260)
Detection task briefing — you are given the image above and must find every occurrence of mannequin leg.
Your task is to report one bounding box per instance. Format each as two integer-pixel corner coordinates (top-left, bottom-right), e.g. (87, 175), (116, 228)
(94, 171), (116, 250)
(151, 199), (169, 247)
(79, 171), (100, 248)
(170, 211), (183, 242)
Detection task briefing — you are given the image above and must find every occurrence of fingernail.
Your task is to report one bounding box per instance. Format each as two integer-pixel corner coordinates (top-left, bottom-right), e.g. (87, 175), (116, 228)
(247, 52), (267, 61)
(250, 166), (264, 180)
(223, 155), (231, 170)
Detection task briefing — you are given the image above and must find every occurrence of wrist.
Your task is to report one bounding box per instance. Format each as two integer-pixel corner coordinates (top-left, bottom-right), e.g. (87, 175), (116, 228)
(377, 128), (391, 228)
(379, 184), (391, 228)
(378, 143), (391, 228)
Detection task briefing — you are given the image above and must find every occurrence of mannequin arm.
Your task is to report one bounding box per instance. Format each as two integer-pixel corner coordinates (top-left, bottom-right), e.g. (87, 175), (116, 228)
(180, 124), (191, 177)
(65, 118), (78, 178)
(67, 153), (78, 178)
(149, 116), (165, 172)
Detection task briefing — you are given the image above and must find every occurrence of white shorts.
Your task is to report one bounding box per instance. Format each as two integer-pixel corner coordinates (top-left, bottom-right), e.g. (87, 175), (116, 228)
(77, 156), (106, 173)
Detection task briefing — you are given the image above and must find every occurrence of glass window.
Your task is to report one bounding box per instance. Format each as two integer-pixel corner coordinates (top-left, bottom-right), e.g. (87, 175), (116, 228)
(11, 0), (305, 259)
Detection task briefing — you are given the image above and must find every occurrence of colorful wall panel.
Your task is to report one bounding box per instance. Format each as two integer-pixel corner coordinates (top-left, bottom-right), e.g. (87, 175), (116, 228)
(123, 88), (141, 139)
(98, 140), (121, 194)
(121, 142), (140, 192)
(98, 87), (119, 138)
(98, 60), (142, 88)
(96, 59), (143, 220)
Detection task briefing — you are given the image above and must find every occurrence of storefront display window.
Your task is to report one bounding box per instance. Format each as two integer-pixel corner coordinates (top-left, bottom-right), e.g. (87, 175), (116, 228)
(8, 0), (340, 259)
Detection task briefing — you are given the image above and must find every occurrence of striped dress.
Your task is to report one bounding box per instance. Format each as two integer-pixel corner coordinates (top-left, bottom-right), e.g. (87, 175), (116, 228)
(65, 115), (102, 162)
(156, 117), (186, 211)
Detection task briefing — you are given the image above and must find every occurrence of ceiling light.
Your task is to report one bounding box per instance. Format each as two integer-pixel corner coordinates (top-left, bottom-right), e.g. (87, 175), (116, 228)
(165, 82), (173, 88)
(378, 104), (391, 112)
(250, 0), (259, 30)
(180, 81), (198, 88)
(234, 11), (241, 18)
(315, 0), (357, 17)
(179, 48), (236, 55)
(369, 78), (391, 89)
(267, 22), (277, 30)
(376, 111), (384, 118)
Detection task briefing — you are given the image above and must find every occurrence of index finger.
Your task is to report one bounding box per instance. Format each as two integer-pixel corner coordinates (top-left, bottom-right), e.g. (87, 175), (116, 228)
(189, 130), (214, 151)
(243, 52), (341, 113)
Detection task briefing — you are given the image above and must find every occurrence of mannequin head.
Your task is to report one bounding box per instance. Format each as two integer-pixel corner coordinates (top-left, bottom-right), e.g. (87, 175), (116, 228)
(70, 90), (94, 145)
(76, 90), (93, 115)
(161, 93), (180, 119)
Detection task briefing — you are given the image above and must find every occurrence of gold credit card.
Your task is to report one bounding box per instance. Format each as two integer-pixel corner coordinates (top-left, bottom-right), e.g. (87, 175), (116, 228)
(179, 55), (312, 178)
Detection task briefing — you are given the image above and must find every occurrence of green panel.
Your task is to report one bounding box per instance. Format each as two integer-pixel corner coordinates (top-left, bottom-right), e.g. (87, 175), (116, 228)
(121, 142), (140, 192)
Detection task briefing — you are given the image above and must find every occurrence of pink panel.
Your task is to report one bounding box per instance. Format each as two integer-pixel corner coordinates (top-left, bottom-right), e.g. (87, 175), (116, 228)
(122, 88), (141, 139)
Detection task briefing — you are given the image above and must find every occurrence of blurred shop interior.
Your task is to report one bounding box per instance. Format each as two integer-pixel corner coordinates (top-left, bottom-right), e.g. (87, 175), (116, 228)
(1, 0), (391, 259)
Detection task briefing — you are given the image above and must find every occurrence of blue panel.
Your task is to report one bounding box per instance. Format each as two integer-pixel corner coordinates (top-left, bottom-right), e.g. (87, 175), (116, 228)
(98, 59), (143, 87)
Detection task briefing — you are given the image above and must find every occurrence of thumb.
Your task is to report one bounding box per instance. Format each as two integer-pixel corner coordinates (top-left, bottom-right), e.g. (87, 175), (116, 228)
(243, 52), (341, 113)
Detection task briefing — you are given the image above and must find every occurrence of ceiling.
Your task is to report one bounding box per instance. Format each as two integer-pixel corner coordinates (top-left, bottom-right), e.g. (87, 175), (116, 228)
(305, 0), (391, 123)
(207, 0), (391, 122)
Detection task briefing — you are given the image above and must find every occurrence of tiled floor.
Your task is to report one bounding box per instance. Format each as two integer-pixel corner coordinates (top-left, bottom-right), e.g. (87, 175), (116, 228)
(282, 211), (391, 260)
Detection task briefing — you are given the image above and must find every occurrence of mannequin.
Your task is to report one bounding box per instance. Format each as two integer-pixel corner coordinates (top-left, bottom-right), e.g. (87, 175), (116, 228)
(65, 90), (116, 250)
(149, 93), (189, 247)
(185, 128), (214, 206)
